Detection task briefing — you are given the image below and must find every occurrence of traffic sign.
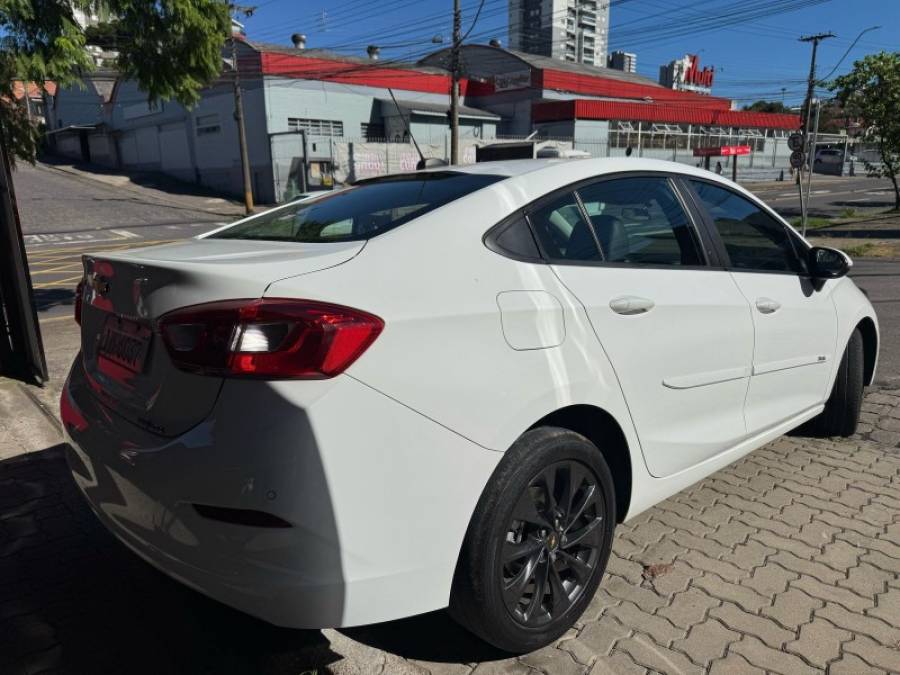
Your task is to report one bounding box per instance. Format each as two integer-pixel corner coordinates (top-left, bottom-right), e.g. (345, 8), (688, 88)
(790, 150), (805, 169)
(788, 133), (804, 152)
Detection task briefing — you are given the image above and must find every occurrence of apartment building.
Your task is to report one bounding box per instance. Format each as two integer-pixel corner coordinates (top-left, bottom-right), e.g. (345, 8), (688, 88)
(508, 0), (609, 66)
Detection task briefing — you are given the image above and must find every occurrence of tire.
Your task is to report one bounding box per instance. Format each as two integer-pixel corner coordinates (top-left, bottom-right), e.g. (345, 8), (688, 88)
(449, 427), (616, 653)
(810, 328), (865, 437)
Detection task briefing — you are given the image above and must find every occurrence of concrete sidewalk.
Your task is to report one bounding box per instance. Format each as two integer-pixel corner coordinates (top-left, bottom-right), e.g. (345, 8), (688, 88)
(0, 317), (76, 462)
(2, 318), (899, 674)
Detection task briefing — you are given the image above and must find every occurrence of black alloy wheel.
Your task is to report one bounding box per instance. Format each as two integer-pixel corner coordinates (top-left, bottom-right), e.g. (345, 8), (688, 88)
(449, 427), (616, 653)
(501, 460), (604, 627)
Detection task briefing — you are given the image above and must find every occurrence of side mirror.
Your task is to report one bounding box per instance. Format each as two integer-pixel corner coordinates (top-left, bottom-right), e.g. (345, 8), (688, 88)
(809, 246), (852, 280)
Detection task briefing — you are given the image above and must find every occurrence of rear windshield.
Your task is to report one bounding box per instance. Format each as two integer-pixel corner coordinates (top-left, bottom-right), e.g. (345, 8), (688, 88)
(212, 171), (504, 243)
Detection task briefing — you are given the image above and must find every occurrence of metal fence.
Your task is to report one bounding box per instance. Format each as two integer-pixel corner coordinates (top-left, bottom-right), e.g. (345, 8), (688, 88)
(269, 129), (880, 203)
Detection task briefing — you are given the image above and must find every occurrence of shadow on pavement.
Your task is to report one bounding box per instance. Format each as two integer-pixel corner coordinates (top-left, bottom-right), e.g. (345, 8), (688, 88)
(0, 444), (340, 675)
(32, 288), (76, 313)
(0, 443), (507, 673)
(341, 611), (509, 664)
(831, 199), (896, 209)
(38, 155), (235, 203)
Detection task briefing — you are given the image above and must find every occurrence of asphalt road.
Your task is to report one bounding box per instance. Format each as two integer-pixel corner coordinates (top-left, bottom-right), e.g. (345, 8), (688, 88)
(13, 163), (900, 382)
(16, 161), (236, 238)
(749, 175), (895, 219)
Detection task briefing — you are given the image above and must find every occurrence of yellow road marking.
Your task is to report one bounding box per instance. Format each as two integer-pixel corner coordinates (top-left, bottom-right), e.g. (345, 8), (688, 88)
(32, 274), (84, 289)
(39, 314), (76, 324)
(28, 250), (87, 261)
(30, 262), (85, 276)
(25, 238), (177, 256)
(30, 258), (80, 266)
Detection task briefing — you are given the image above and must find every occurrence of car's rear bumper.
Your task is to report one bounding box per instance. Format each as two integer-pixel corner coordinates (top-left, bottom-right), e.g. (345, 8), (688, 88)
(62, 356), (501, 628)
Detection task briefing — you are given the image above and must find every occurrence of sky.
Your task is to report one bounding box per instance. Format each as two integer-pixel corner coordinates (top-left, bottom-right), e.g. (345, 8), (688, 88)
(237, 0), (899, 106)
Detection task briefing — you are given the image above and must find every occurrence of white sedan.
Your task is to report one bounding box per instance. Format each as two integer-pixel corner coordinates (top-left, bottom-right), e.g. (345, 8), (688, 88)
(62, 158), (878, 653)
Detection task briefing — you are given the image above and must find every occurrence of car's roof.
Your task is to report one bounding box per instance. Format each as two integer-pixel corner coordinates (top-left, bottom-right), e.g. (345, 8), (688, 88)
(440, 157), (728, 182)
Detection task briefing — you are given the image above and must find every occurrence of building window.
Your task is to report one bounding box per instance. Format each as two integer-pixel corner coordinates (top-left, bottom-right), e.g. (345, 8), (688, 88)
(196, 113), (221, 136)
(289, 117), (344, 137)
(360, 122), (385, 140)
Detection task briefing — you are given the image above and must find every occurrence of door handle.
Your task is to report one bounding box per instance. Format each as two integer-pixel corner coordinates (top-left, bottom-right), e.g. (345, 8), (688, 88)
(755, 297), (781, 314)
(609, 296), (655, 315)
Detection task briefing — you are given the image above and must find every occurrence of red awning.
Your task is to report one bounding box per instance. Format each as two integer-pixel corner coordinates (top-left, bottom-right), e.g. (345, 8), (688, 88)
(537, 70), (732, 111)
(260, 52), (490, 95)
(533, 99), (800, 130)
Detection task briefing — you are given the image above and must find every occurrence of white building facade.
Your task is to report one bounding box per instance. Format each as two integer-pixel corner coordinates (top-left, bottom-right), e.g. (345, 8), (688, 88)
(508, 0), (609, 66)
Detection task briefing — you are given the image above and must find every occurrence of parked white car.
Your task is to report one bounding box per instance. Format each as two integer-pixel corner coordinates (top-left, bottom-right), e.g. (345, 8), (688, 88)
(62, 158), (878, 653)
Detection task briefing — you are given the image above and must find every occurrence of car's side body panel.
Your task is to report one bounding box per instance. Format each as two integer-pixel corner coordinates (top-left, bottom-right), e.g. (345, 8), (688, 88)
(551, 265), (755, 478)
(729, 272), (839, 433)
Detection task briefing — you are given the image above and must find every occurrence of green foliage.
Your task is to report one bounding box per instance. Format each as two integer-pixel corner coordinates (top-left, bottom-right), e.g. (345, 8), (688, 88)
(830, 51), (900, 210)
(83, 20), (123, 51)
(789, 215), (833, 230)
(0, 0), (96, 164)
(109, 1), (230, 108)
(742, 100), (789, 114)
(0, 0), (230, 163)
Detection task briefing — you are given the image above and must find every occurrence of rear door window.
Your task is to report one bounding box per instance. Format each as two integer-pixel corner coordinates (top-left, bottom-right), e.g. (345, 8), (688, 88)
(212, 172), (504, 243)
(576, 176), (704, 266)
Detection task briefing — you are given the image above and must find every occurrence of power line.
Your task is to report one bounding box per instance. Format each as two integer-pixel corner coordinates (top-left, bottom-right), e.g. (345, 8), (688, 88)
(817, 25), (881, 83)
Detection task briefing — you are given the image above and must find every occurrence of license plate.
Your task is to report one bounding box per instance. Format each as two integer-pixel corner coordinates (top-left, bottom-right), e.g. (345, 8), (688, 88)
(98, 316), (152, 373)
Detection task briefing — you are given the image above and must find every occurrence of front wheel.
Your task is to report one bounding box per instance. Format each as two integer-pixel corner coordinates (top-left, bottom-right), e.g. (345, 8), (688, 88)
(449, 427), (616, 653)
(810, 328), (865, 437)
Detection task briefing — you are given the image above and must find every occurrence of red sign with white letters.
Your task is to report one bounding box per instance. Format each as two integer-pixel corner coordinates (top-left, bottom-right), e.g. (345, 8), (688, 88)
(693, 145), (752, 157)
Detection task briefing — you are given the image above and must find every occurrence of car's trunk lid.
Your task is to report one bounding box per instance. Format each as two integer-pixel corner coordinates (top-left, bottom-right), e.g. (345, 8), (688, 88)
(79, 238), (364, 436)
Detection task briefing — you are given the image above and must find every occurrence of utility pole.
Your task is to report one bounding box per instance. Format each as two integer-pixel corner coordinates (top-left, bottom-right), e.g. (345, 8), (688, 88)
(799, 33), (834, 154)
(449, 0), (461, 165)
(231, 36), (254, 214)
(802, 99), (822, 238)
(798, 32), (834, 236)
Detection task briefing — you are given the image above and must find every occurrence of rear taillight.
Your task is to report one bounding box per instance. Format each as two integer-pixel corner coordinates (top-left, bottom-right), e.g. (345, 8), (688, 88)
(157, 298), (383, 379)
(74, 279), (85, 325)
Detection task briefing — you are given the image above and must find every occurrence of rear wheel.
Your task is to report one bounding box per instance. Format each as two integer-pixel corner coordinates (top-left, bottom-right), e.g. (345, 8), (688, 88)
(810, 328), (865, 437)
(449, 428), (616, 653)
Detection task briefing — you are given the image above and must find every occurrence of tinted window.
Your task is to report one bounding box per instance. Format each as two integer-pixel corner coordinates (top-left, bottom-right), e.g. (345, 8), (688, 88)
(528, 192), (602, 261)
(690, 180), (803, 273)
(490, 214), (541, 260)
(576, 177), (703, 265)
(213, 172), (504, 243)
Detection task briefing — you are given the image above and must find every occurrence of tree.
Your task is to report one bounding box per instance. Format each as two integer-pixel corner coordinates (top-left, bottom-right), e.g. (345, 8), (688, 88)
(742, 100), (789, 114)
(815, 100), (847, 135)
(0, 0), (230, 164)
(830, 51), (900, 210)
